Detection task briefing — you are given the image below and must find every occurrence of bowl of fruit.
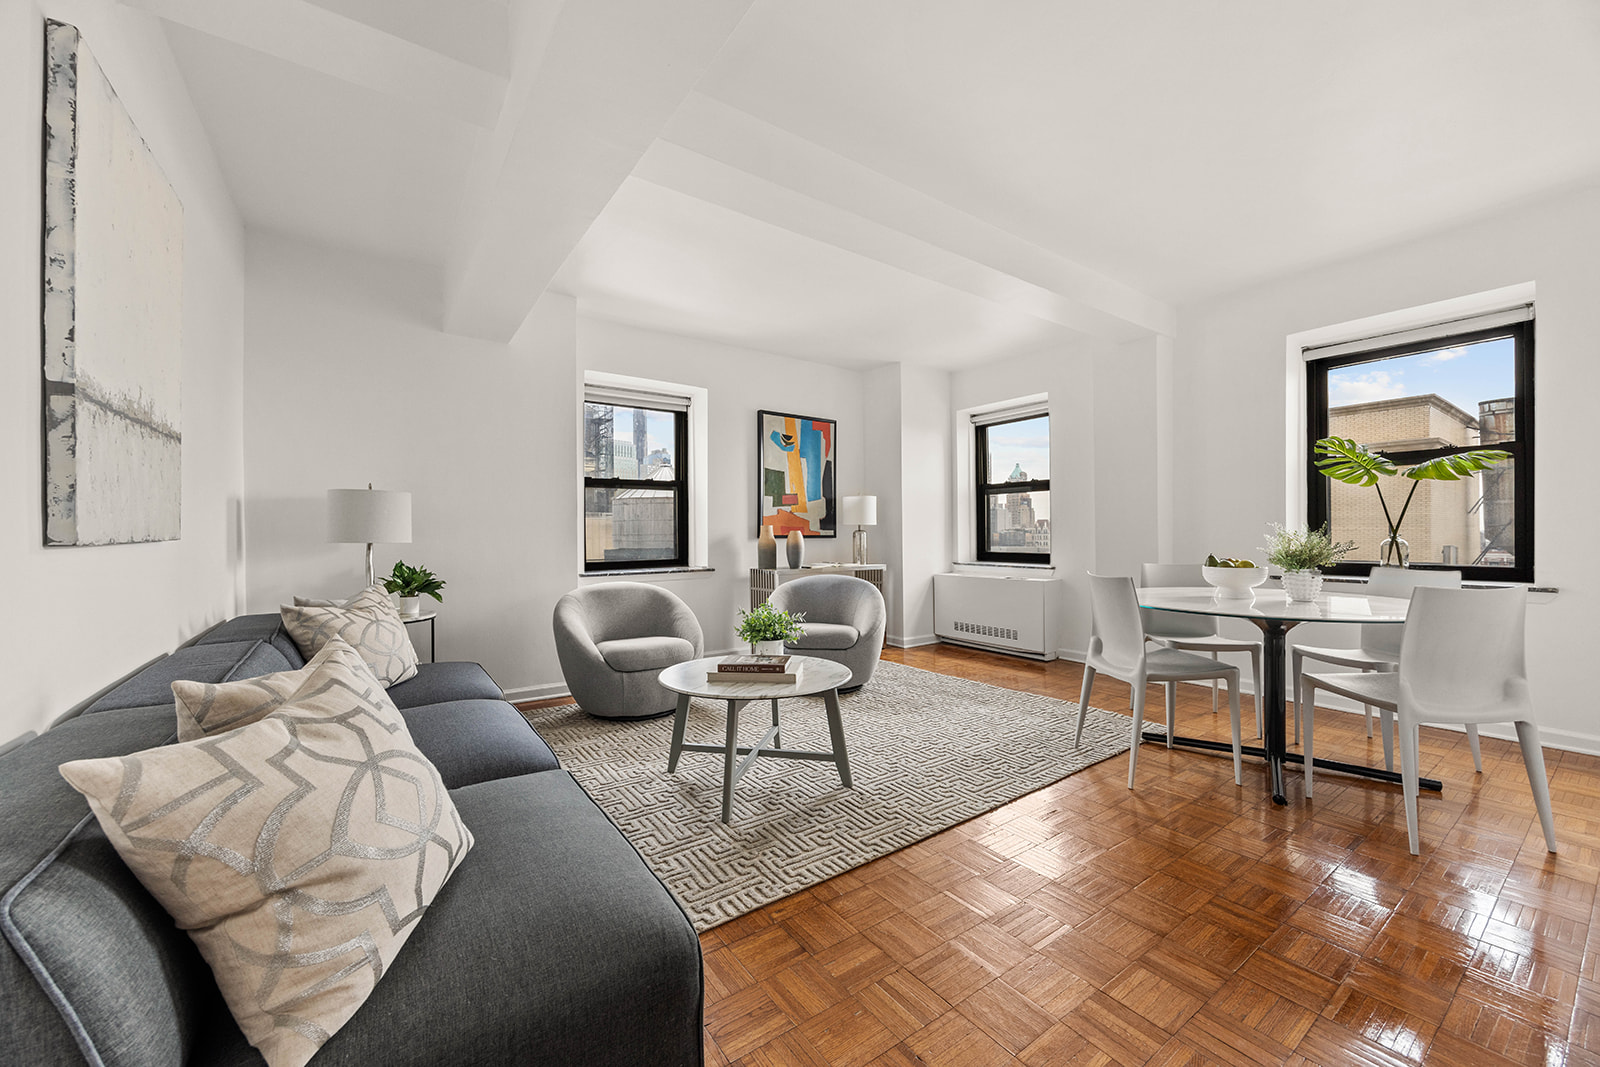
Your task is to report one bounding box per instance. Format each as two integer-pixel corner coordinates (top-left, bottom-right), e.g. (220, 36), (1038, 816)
(1201, 555), (1268, 599)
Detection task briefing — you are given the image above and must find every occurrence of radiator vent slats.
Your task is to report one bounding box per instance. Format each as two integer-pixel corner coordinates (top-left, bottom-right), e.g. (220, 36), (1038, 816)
(952, 620), (1019, 642)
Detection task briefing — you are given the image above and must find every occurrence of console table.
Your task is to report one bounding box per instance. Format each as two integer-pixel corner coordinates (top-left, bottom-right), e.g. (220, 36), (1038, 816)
(750, 564), (886, 610)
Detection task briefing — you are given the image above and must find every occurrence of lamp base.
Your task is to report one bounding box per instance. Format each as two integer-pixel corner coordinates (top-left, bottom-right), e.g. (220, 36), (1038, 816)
(852, 527), (869, 565)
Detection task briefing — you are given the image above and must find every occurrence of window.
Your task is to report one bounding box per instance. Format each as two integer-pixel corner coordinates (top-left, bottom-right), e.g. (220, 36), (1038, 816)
(975, 411), (1050, 563)
(1305, 313), (1533, 583)
(583, 391), (689, 571)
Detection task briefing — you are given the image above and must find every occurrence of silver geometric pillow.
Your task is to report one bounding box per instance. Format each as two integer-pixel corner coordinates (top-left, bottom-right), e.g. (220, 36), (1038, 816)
(60, 642), (471, 1067)
(280, 584), (418, 686)
(172, 636), (362, 742)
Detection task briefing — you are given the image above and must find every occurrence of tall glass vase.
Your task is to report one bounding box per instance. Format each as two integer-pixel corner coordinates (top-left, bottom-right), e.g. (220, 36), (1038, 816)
(1379, 534), (1410, 568)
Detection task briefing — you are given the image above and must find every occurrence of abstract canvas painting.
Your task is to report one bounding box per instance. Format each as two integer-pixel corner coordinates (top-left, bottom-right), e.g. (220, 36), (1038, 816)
(42, 20), (184, 546)
(757, 410), (836, 538)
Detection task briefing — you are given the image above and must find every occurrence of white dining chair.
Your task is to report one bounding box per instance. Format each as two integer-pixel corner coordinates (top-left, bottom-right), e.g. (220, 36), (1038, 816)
(1140, 563), (1264, 738)
(1076, 573), (1242, 789)
(1299, 585), (1554, 855)
(1289, 567), (1477, 773)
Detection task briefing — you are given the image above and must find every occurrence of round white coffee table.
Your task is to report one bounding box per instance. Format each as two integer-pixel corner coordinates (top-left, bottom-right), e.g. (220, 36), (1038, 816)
(659, 655), (854, 823)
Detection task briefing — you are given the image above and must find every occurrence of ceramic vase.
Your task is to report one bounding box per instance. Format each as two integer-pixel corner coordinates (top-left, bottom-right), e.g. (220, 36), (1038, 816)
(753, 640), (785, 657)
(399, 596), (422, 617)
(1281, 570), (1323, 602)
(786, 529), (805, 569)
(757, 525), (777, 569)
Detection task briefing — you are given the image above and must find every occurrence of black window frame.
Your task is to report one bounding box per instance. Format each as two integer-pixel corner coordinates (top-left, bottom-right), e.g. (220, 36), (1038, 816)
(583, 400), (690, 572)
(1306, 319), (1534, 584)
(975, 413), (1051, 564)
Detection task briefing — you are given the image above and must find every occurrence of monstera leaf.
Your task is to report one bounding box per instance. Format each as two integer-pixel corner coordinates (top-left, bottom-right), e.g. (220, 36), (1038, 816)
(1403, 450), (1511, 481)
(1313, 437), (1397, 487)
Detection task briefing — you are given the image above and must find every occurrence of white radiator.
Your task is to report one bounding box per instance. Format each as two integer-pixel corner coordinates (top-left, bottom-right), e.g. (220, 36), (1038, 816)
(933, 573), (1062, 660)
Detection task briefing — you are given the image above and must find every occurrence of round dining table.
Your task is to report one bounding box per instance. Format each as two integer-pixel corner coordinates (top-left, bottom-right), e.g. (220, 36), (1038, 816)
(1137, 584), (1436, 805)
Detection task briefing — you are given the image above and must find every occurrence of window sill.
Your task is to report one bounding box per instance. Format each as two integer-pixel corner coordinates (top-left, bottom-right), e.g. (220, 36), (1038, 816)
(581, 566), (715, 579)
(955, 561), (1055, 571)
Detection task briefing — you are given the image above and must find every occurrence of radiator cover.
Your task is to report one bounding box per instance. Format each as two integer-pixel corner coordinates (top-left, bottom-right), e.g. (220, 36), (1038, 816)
(933, 572), (1062, 660)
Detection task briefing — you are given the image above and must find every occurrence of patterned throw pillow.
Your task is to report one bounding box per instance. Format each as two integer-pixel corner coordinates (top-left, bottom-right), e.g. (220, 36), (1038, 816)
(280, 584), (418, 685)
(59, 646), (473, 1067)
(172, 637), (357, 741)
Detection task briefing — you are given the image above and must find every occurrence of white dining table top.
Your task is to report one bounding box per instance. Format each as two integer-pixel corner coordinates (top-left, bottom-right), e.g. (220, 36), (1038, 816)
(1138, 585), (1412, 624)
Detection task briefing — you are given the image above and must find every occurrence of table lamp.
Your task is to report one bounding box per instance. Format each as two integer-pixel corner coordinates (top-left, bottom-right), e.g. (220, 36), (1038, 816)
(841, 495), (877, 564)
(328, 484), (412, 586)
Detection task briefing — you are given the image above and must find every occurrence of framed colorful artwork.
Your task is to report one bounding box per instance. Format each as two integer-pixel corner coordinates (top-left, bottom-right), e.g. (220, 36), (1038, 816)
(756, 410), (836, 538)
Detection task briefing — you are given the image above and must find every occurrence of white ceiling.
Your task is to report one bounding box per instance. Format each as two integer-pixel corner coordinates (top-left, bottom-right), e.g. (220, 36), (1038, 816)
(147, 0), (1600, 367)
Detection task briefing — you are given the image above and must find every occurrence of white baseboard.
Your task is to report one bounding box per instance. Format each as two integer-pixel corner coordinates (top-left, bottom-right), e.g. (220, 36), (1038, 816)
(500, 681), (570, 703)
(886, 633), (939, 649)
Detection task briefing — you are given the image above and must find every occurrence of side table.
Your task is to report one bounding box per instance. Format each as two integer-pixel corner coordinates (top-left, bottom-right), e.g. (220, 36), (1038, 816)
(401, 612), (436, 663)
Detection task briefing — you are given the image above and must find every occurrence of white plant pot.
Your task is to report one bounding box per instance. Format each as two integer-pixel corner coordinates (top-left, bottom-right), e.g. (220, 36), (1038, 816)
(398, 596), (422, 617)
(1280, 570), (1323, 603)
(752, 640), (786, 657)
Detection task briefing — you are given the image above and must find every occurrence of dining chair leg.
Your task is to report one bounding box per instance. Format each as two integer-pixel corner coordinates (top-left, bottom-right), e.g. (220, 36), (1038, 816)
(1228, 670), (1242, 785)
(1401, 721), (1423, 855)
(1467, 724), (1483, 773)
(1300, 675), (1315, 799)
(1513, 719), (1557, 853)
(1075, 667), (1097, 747)
(1363, 668), (1374, 738)
(1379, 707), (1395, 772)
(1164, 683), (1176, 748)
(1248, 646), (1263, 739)
(1127, 684), (1146, 789)
(1210, 651), (1220, 715)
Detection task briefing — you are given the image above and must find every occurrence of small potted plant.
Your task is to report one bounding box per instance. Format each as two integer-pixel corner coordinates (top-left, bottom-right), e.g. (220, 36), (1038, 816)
(1262, 523), (1356, 602)
(735, 600), (806, 656)
(383, 560), (446, 617)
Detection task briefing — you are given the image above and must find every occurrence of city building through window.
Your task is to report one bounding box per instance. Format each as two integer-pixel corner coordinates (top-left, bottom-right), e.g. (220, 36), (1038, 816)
(1305, 312), (1533, 583)
(583, 392), (689, 571)
(975, 411), (1050, 563)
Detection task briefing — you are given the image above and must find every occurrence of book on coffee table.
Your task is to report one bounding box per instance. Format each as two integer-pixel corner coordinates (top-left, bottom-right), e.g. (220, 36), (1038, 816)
(707, 655), (801, 684)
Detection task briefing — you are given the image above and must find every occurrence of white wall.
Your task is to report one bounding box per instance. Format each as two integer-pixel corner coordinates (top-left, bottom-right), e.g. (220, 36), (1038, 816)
(1175, 183), (1600, 751)
(1, 0), (245, 742)
(896, 365), (952, 645)
(242, 237), (873, 698)
(863, 365), (905, 640)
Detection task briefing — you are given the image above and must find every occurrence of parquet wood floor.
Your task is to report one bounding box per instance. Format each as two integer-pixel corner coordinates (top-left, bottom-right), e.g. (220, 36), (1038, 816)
(688, 643), (1600, 1067)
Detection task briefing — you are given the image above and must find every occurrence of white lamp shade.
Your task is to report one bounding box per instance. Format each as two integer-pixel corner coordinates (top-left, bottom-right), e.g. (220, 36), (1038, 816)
(841, 495), (877, 526)
(327, 488), (412, 544)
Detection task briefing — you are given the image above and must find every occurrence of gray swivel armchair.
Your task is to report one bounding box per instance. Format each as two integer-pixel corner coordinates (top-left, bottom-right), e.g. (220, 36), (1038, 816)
(769, 575), (886, 691)
(553, 582), (704, 719)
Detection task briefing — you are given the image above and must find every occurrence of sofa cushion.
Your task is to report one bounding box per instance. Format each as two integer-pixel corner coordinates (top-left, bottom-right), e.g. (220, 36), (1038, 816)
(194, 614), (306, 669)
(59, 644), (473, 1067)
(0, 705), (229, 1067)
(83, 641), (285, 714)
(596, 635), (696, 673)
(786, 622), (860, 651)
(195, 771), (704, 1067)
(398, 699), (559, 788)
(385, 661), (503, 709)
(171, 638), (362, 742)
(280, 585), (419, 686)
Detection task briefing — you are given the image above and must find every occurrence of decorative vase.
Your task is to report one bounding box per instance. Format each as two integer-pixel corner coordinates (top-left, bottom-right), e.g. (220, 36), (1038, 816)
(399, 596), (422, 617)
(752, 640), (785, 656)
(1281, 570), (1323, 602)
(757, 525), (777, 569)
(1378, 534), (1410, 567)
(785, 529), (804, 569)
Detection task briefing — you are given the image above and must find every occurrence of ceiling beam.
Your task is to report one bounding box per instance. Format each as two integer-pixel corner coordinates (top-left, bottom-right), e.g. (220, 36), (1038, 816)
(121, 0), (507, 128)
(641, 93), (1176, 340)
(441, 0), (755, 342)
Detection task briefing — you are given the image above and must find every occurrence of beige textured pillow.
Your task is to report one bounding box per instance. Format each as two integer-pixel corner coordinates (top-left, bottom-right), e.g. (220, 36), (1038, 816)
(60, 645), (472, 1067)
(172, 637), (361, 741)
(280, 584), (418, 685)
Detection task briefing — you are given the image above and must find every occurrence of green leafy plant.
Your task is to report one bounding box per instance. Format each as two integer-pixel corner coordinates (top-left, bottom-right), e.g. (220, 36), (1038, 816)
(735, 600), (806, 644)
(1313, 436), (1510, 561)
(1262, 523), (1357, 572)
(382, 560), (446, 602)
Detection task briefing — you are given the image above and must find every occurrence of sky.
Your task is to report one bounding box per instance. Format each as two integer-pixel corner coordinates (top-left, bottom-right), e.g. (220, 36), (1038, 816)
(1327, 336), (1514, 416)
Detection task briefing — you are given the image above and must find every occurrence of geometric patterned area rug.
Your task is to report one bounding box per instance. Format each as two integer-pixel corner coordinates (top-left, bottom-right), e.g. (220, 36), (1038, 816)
(519, 660), (1132, 930)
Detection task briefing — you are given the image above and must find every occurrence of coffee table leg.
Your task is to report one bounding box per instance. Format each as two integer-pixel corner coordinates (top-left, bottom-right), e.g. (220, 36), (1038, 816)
(722, 699), (743, 824)
(823, 688), (852, 789)
(666, 692), (692, 773)
(770, 698), (781, 749)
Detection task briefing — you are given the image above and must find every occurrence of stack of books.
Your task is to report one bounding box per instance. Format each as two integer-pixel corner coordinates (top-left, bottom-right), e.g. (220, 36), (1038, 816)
(707, 654), (801, 684)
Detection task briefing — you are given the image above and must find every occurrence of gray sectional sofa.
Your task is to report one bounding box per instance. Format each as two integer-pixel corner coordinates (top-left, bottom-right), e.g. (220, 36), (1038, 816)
(0, 613), (703, 1066)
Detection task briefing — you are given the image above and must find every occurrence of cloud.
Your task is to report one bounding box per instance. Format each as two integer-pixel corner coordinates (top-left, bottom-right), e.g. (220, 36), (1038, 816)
(1329, 369), (1406, 406)
(1422, 346), (1466, 365)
